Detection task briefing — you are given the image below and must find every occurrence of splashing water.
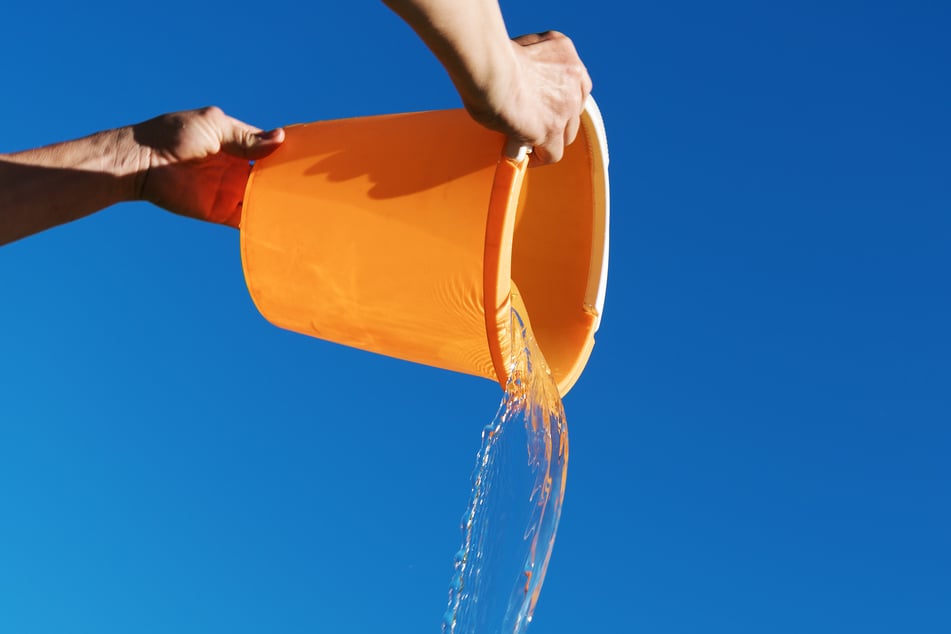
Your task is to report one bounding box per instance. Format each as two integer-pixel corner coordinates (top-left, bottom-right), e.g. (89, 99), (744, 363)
(443, 307), (569, 633)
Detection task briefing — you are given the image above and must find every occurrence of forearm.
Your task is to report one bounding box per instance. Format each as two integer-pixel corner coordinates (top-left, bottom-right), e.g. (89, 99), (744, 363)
(0, 127), (140, 246)
(382, 0), (516, 113)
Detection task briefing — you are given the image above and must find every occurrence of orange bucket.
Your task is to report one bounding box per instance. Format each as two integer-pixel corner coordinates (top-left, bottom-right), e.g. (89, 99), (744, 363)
(239, 99), (609, 395)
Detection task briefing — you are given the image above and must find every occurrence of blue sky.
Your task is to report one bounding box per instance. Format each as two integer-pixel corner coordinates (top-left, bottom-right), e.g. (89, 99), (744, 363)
(1, 1), (948, 633)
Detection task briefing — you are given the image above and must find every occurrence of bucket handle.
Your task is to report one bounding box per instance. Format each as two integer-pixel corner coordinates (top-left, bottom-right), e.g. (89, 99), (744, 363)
(504, 139), (532, 162)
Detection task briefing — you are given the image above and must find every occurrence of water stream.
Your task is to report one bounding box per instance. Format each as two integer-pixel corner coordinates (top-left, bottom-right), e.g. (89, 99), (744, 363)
(443, 307), (569, 633)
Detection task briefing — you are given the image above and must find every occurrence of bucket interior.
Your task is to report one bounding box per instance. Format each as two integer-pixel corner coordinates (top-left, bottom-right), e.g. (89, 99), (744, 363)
(510, 105), (608, 394)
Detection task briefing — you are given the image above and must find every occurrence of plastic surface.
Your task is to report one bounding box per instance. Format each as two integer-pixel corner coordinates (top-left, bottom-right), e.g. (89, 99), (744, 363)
(239, 100), (609, 395)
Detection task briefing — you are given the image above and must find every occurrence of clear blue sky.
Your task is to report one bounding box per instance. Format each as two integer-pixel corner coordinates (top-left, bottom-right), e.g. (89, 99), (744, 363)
(1, 2), (948, 633)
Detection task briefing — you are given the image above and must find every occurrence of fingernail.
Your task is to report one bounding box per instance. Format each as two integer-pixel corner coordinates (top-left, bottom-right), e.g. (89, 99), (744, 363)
(255, 129), (280, 141)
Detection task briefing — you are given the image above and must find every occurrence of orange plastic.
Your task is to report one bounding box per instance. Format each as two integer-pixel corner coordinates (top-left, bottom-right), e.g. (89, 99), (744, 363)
(239, 101), (609, 395)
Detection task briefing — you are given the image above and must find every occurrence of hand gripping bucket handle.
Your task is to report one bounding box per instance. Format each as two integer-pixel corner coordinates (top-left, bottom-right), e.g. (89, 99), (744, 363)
(239, 98), (609, 395)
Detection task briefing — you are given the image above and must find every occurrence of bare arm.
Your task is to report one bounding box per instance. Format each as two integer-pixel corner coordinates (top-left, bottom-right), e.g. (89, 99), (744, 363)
(0, 107), (283, 246)
(383, 0), (592, 165)
(0, 128), (137, 246)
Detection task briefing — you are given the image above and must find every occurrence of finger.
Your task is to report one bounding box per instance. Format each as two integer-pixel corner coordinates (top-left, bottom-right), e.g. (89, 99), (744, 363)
(582, 67), (594, 100)
(223, 127), (285, 160)
(564, 112), (581, 149)
(528, 149), (546, 168)
(249, 128), (285, 159)
(511, 32), (547, 47)
(208, 156), (250, 227)
(220, 118), (285, 160)
(512, 30), (566, 47)
(531, 135), (564, 167)
(221, 201), (243, 229)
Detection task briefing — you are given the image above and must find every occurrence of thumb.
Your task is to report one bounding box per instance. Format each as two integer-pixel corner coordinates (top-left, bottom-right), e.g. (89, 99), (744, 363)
(220, 122), (285, 160)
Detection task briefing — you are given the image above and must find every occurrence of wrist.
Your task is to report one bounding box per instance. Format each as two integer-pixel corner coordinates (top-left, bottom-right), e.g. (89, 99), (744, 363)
(453, 40), (518, 124)
(108, 125), (149, 205)
(446, 18), (517, 123)
(385, 0), (516, 123)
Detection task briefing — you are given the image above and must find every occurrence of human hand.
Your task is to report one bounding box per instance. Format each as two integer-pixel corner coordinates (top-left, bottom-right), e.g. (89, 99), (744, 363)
(465, 31), (592, 166)
(131, 107), (284, 228)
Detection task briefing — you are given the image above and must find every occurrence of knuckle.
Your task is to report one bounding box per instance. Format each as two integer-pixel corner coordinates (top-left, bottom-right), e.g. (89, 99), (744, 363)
(200, 105), (224, 120)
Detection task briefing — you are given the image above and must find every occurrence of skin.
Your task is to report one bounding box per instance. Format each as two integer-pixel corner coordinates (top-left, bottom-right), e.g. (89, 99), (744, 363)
(0, 108), (284, 246)
(0, 2), (591, 245)
(384, 1), (592, 165)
